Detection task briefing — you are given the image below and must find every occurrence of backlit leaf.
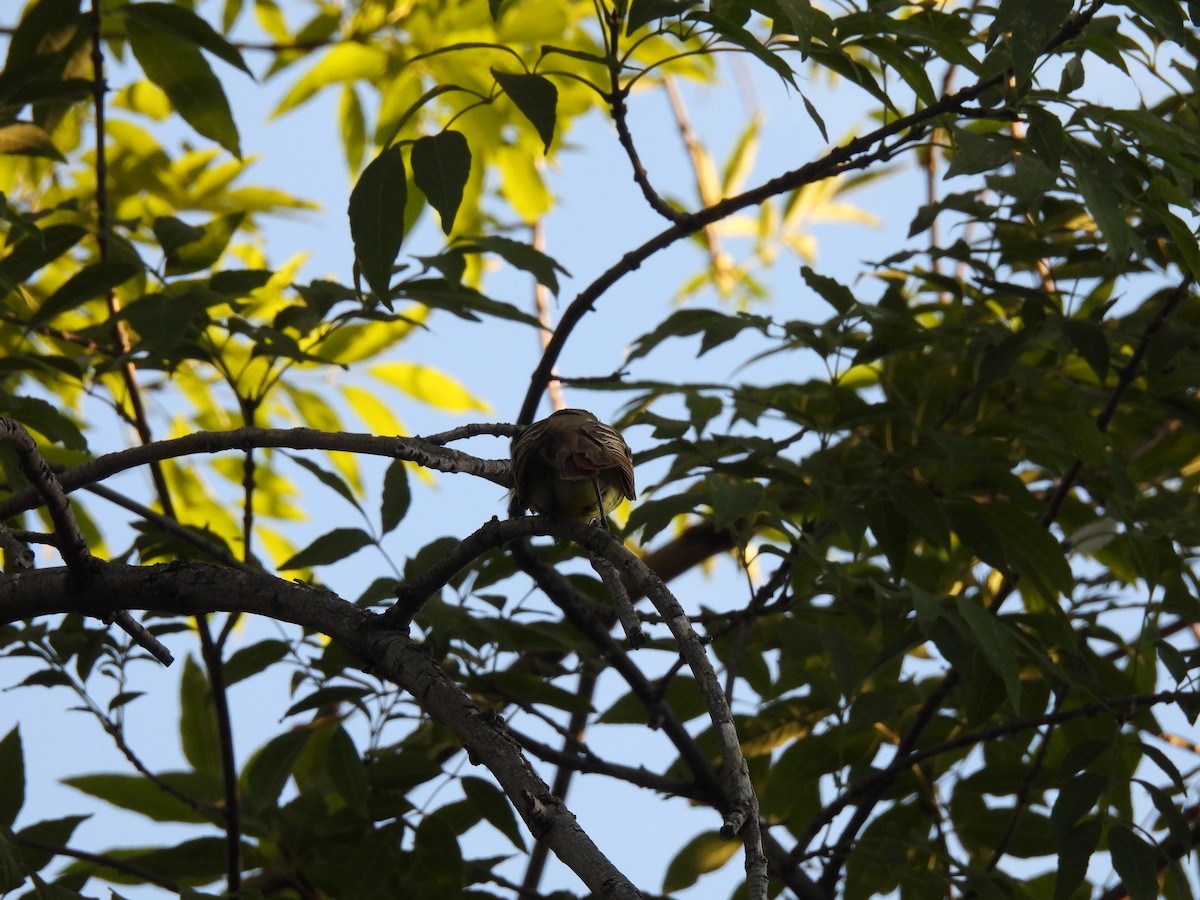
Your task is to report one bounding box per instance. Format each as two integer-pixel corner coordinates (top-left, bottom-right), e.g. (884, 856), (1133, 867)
(492, 69), (557, 152)
(349, 145), (407, 298)
(412, 130), (471, 235)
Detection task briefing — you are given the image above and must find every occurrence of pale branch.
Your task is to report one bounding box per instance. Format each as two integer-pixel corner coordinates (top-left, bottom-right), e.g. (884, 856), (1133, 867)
(0, 560), (645, 900)
(587, 550), (644, 648)
(663, 75), (726, 263)
(520, 519), (767, 898)
(532, 219), (567, 413)
(383, 514), (760, 878)
(510, 541), (827, 900)
(422, 421), (522, 445)
(0, 427), (512, 521)
(566, 528), (765, 878)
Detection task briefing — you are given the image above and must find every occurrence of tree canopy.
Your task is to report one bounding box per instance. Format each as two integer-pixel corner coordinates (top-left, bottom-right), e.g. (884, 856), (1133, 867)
(2, 0), (1200, 898)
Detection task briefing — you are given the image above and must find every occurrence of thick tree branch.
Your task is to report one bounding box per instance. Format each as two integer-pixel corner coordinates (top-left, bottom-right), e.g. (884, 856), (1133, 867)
(0, 560), (645, 900)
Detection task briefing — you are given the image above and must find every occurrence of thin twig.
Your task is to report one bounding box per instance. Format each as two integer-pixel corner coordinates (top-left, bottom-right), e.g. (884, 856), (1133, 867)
(16, 838), (184, 892)
(516, 0), (1109, 425)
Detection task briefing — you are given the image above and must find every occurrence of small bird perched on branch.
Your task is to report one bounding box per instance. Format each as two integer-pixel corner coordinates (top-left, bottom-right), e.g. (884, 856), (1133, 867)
(511, 408), (636, 525)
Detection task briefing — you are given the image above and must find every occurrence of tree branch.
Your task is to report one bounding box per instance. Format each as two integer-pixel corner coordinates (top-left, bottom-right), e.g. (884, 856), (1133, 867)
(0, 559), (646, 900)
(0, 427), (511, 521)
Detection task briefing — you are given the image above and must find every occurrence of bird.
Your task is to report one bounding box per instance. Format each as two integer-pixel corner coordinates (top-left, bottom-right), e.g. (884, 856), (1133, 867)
(511, 408), (636, 525)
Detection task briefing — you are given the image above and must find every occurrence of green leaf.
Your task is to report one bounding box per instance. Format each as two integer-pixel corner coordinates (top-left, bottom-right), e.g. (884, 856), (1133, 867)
(62, 773), (212, 824)
(0, 224), (87, 289)
(492, 69), (558, 152)
(6, 0), (82, 74)
(1068, 143), (1135, 261)
(1049, 772), (1106, 839)
(153, 213), (244, 277)
(456, 235), (569, 295)
(626, 0), (697, 33)
(324, 725), (369, 817)
(371, 361), (491, 414)
(471, 671), (595, 714)
(1025, 106), (1064, 169)
(0, 121), (64, 161)
(627, 308), (772, 363)
(1107, 825), (1158, 900)
(14, 815), (88, 874)
(279, 526), (374, 570)
(1155, 208), (1200, 281)
(380, 459), (411, 535)
(411, 130), (471, 235)
(339, 83), (367, 173)
(993, 0), (1074, 82)
(801, 266), (855, 314)
(1055, 819), (1100, 900)
(3, 395), (87, 450)
(688, 10), (797, 88)
(0, 727), (24, 828)
(126, 17), (242, 157)
(886, 480), (951, 550)
(122, 2), (252, 76)
(706, 474), (764, 532)
(179, 655), (222, 777)
(1121, 0), (1188, 42)
(273, 43), (388, 117)
(223, 639), (290, 687)
(599, 677), (708, 724)
(63, 836), (228, 884)
(947, 500), (1073, 602)
(946, 127), (1014, 178)
(119, 286), (221, 357)
(954, 596), (1022, 710)
(394, 276), (543, 327)
(287, 453), (362, 510)
(210, 268), (273, 297)
(410, 814), (464, 895)
(1060, 317), (1109, 382)
(31, 261), (141, 326)
(349, 145), (407, 298)
(241, 729), (311, 812)
(284, 685), (372, 719)
(461, 777), (524, 851)
(663, 830), (739, 892)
